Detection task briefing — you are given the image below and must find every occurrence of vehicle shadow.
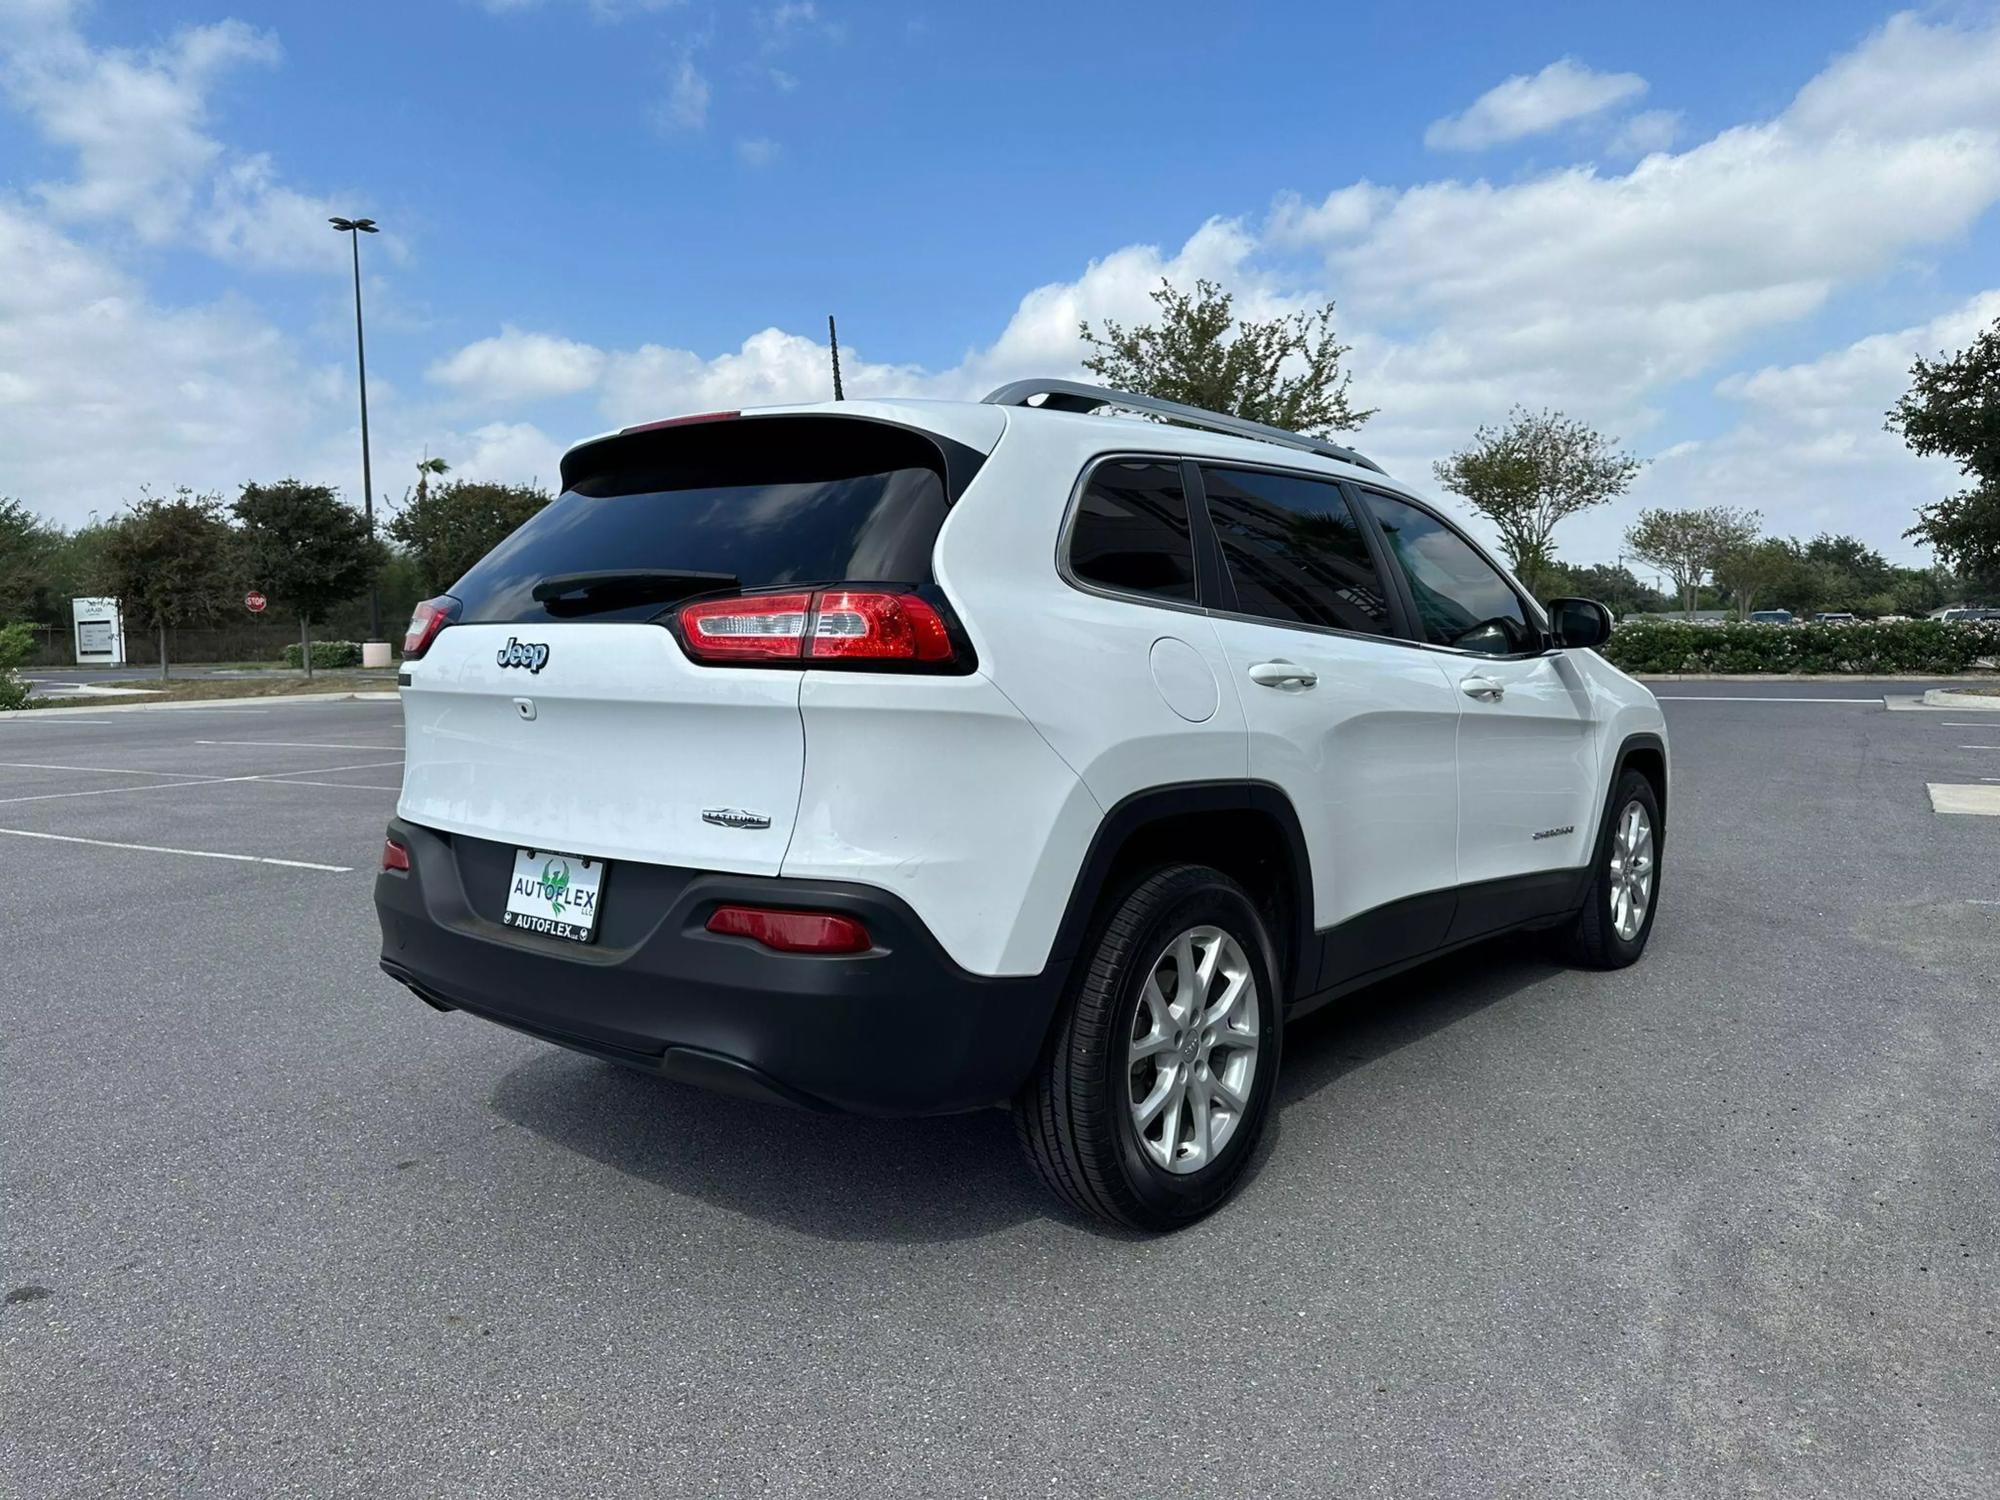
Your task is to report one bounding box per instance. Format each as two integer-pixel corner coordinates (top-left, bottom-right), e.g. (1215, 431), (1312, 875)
(486, 932), (1566, 1244)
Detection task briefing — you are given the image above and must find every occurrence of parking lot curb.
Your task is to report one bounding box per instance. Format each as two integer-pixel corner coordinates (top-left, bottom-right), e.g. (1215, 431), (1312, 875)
(10, 690), (399, 717)
(1921, 687), (2000, 709)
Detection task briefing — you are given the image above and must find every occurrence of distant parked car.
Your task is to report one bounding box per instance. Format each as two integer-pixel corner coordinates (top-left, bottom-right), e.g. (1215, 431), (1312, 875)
(1813, 612), (1858, 624)
(1937, 607), (2000, 623)
(1748, 609), (1794, 625)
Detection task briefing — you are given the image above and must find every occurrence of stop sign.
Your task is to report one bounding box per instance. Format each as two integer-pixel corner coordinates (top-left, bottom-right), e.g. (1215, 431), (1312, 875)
(245, 591), (267, 614)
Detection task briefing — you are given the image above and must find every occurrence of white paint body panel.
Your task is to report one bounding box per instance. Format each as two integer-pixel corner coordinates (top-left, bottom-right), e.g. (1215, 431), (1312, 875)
(399, 623), (803, 875)
(398, 397), (1669, 982)
(1204, 618), (1461, 928)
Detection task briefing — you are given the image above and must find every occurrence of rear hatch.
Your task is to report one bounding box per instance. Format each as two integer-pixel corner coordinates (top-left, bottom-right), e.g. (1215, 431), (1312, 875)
(398, 412), (989, 877)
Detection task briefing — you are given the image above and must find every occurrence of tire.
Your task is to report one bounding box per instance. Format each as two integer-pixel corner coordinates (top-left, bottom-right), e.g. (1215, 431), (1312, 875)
(1014, 864), (1284, 1231)
(1562, 768), (1663, 969)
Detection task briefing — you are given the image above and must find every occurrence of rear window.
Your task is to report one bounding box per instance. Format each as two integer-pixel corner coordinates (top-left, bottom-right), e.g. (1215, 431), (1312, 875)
(449, 416), (966, 624)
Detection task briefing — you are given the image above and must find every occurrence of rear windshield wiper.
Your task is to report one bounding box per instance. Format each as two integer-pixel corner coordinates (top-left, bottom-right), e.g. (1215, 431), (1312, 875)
(532, 569), (739, 615)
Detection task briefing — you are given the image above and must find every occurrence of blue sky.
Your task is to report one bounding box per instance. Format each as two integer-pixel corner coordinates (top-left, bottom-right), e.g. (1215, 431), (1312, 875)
(4, 1), (1999, 574)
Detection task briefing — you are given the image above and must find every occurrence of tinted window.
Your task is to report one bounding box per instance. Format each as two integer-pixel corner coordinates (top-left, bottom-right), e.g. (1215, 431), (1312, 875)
(1201, 467), (1392, 634)
(1066, 460), (1197, 602)
(450, 417), (951, 624)
(1361, 491), (1537, 656)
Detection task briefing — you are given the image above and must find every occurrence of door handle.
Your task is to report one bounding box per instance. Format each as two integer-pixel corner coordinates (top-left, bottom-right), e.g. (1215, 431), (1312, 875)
(1248, 660), (1318, 690)
(1460, 675), (1505, 702)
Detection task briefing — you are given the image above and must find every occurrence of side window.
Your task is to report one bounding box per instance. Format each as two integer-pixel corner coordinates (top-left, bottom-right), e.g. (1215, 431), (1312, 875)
(1200, 466), (1393, 634)
(1360, 491), (1536, 656)
(1066, 460), (1198, 603)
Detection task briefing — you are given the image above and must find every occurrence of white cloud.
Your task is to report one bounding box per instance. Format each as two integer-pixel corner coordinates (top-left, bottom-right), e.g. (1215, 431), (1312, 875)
(0, 202), (344, 519)
(657, 54), (710, 131)
(1609, 109), (1681, 156)
(427, 327), (607, 403)
(1425, 58), (1647, 151)
(736, 136), (781, 167)
(1635, 290), (2000, 551)
(0, 5), (360, 272)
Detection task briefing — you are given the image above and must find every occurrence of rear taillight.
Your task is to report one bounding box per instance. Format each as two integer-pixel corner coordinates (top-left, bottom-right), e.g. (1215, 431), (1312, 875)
(808, 591), (954, 662)
(705, 905), (872, 954)
(402, 596), (456, 660)
(676, 589), (956, 667)
(382, 838), (411, 872)
(679, 592), (814, 660)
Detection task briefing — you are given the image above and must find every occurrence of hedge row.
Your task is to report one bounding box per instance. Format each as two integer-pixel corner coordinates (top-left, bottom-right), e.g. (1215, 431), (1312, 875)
(281, 640), (365, 669)
(1601, 620), (2000, 675)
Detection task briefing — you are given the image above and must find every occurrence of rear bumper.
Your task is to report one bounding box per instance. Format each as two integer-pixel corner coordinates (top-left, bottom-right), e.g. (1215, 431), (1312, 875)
(373, 818), (1068, 1116)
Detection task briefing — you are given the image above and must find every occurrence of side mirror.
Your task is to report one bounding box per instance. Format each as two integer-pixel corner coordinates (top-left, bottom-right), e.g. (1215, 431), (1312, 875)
(1546, 597), (1613, 650)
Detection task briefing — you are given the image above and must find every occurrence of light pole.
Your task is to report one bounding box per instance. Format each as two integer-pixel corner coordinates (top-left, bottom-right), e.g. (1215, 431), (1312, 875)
(330, 215), (383, 651)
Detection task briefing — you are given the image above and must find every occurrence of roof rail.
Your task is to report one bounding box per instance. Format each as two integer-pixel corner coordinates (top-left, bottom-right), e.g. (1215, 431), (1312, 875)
(980, 378), (1385, 475)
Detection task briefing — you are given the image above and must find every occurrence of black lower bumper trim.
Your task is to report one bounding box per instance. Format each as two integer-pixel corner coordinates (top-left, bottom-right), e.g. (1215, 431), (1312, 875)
(375, 819), (1067, 1117)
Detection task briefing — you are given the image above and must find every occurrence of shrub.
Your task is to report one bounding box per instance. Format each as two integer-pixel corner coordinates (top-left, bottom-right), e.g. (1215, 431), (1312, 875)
(0, 622), (32, 711)
(1602, 619), (2000, 675)
(281, 639), (364, 670)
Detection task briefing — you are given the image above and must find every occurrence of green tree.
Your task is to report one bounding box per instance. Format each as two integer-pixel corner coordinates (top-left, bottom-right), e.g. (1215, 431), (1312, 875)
(232, 479), (385, 678)
(1545, 561), (1670, 618)
(99, 490), (241, 681)
(0, 622), (32, 710)
(1890, 315), (2000, 577)
(1079, 278), (1373, 436)
(413, 454), (450, 508)
(1624, 506), (1762, 618)
(1712, 537), (1794, 619)
(1433, 408), (1641, 597)
(1802, 534), (1893, 598)
(1888, 566), (1949, 617)
(0, 498), (63, 625)
(386, 479), (552, 595)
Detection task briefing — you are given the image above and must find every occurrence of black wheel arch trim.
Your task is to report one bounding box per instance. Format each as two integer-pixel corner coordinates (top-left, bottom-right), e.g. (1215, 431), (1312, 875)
(1047, 780), (1317, 999)
(1611, 731), (1668, 812)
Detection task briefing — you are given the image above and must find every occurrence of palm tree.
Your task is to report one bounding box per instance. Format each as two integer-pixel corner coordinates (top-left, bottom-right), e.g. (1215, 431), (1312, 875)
(414, 455), (450, 507)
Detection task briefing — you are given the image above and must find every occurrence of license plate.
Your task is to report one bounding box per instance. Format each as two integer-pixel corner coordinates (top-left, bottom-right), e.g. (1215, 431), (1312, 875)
(503, 849), (605, 943)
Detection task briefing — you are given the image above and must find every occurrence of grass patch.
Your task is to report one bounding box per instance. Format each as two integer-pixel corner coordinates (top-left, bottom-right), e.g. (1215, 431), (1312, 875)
(24, 675), (393, 709)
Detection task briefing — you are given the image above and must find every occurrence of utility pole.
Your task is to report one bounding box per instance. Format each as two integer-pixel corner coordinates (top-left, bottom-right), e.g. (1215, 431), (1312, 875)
(330, 215), (385, 658)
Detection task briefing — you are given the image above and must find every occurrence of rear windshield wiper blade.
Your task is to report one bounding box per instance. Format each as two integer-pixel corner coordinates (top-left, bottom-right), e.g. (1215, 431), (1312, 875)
(531, 569), (739, 612)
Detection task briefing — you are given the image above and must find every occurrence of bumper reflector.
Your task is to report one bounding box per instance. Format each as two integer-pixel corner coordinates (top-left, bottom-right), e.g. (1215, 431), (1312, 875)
(705, 905), (872, 954)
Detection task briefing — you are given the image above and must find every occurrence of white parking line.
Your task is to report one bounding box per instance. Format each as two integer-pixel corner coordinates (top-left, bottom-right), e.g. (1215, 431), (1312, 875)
(1654, 695), (1879, 703)
(0, 759), (407, 806)
(0, 761), (214, 778)
(257, 778), (400, 791)
(194, 740), (400, 751)
(1958, 745), (2000, 750)
(0, 826), (350, 872)
(0, 718), (115, 726)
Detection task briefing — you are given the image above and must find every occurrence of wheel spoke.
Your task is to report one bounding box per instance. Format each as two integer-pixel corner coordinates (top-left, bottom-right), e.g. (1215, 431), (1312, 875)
(1130, 1030), (1177, 1062)
(1201, 968), (1249, 1031)
(1133, 1066), (1177, 1129)
(1171, 933), (1200, 1023)
(1208, 1068), (1250, 1114)
(1186, 1073), (1213, 1163)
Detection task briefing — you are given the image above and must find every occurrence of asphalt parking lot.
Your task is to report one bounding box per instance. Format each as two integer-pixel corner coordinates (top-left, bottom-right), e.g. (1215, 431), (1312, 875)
(2, 682), (1995, 1498)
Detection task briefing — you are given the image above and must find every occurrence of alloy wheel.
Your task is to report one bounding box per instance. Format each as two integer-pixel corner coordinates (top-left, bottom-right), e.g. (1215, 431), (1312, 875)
(1608, 800), (1655, 942)
(1125, 925), (1260, 1174)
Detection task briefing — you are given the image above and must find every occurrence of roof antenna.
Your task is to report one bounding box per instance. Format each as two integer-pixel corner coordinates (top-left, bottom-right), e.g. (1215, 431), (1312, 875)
(828, 314), (845, 401)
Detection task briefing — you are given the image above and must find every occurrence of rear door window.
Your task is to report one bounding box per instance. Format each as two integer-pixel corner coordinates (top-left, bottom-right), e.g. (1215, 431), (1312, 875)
(1359, 491), (1537, 656)
(1200, 466), (1394, 634)
(1065, 460), (1198, 603)
(449, 416), (960, 625)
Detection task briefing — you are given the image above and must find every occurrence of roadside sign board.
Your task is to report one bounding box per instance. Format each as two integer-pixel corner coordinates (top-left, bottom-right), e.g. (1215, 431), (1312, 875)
(245, 591), (267, 614)
(71, 597), (125, 665)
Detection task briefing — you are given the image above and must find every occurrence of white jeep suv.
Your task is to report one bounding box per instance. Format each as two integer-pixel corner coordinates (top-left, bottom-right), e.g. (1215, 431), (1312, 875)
(375, 380), (1667, 1230)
